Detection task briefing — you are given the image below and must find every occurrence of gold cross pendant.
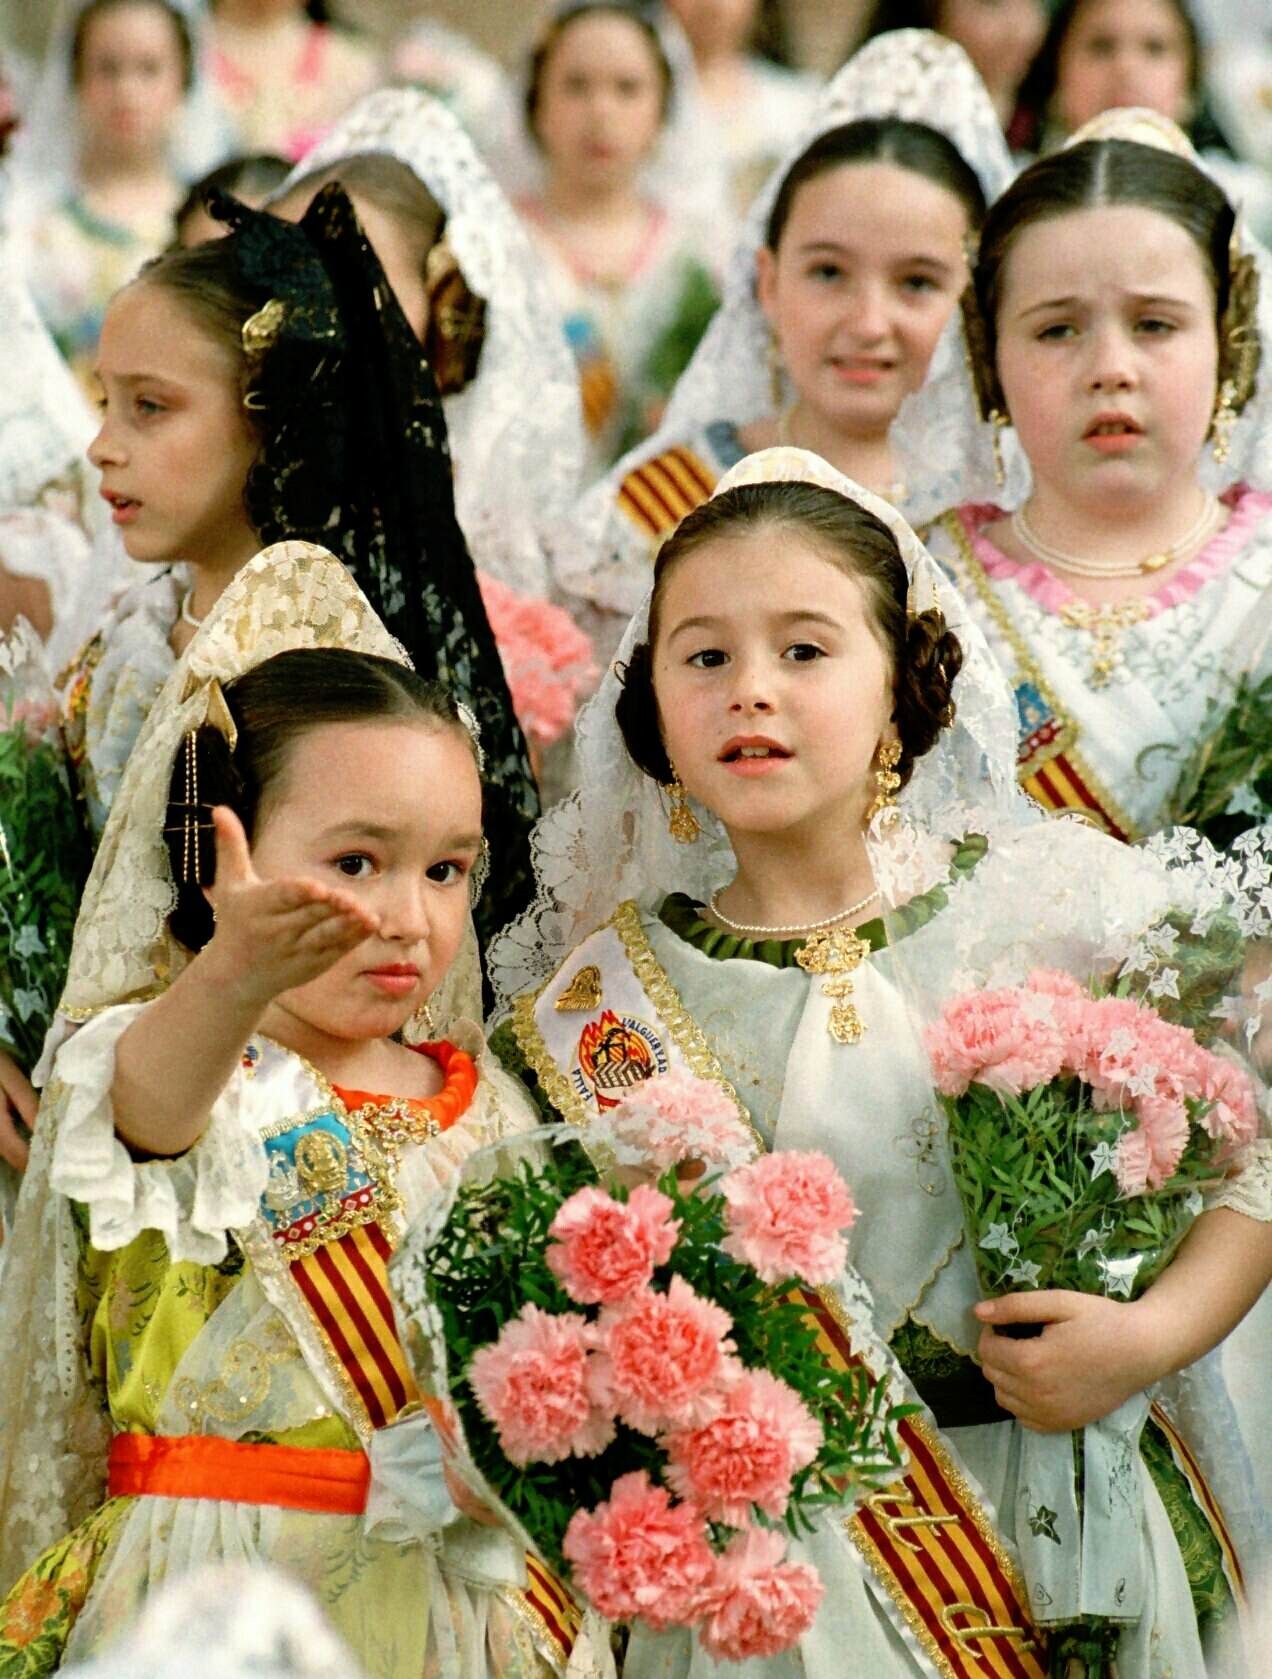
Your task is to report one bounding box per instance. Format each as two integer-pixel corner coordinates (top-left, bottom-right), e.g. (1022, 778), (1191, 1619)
(796, 926), (871, 1044)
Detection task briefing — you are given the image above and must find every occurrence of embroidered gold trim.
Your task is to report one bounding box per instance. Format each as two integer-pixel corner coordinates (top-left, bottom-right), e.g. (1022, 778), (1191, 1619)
(941, 512), (1139, 840)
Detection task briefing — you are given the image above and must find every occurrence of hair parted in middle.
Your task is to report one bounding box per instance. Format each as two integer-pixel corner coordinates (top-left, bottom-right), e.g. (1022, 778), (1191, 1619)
(963, 136), (1260, 422)
(615, 480), (962, 790)
(525, 2), (674, 139)
(164, 648), (475, 953)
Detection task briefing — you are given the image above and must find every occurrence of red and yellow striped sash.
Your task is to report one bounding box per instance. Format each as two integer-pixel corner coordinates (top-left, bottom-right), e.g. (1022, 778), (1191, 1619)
(796, 1287), (1048, 1679)
(616, 445), (716, 538)
(292, 1220), (420, 1430)
(1020, 755), (1131, 841)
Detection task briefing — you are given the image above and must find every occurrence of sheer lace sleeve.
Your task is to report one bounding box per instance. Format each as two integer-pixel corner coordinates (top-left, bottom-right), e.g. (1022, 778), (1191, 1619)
(1204, 1137), (1272, 1221)
(48, 1003), (268, 1265)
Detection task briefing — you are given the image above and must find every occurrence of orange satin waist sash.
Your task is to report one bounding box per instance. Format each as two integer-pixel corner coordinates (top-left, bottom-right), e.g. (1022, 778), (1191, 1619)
(108, 1433), (371, 1516)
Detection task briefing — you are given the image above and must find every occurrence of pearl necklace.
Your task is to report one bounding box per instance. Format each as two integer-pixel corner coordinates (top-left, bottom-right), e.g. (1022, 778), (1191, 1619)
(180, 589), (204, 629)
(708, 886), (880, 938)
(1011, 493), (1224, 580)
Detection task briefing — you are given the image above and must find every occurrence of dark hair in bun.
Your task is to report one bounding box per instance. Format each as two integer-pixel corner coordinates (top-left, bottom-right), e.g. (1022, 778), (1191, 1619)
(615, 481), (962, 788)
(164, 647), (472, 952)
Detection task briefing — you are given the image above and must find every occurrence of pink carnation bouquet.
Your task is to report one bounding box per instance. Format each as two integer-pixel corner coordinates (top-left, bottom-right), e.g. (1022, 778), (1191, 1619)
(925, 967), (1258, 1302)
(415, 1082), (904, 1663)
(922, 954), (1262, 1674)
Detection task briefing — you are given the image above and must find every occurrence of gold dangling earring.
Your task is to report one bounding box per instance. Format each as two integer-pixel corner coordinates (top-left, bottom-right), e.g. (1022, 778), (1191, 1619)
(409, 999), (436, 1042)
(664, 773), (701, 844)
(1210, 379), (1238, 465)
(865, 741), (903, 826)
(987, 408), (1009, 490)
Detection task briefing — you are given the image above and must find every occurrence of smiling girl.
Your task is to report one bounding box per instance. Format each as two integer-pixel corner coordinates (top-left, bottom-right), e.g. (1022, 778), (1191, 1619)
(512, 2), (719, 472)
(0, 552), (585, 1678)
(556, 30), (1012, 645)
(490, 444), (1272, 1678)
(914, 111), (1272, 841)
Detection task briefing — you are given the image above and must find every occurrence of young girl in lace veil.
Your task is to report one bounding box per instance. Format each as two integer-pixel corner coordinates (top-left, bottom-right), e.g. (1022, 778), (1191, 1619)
(509, 2), (720, 475)
(554, 29), (1013, 655)
(12, 0), (215, 390)
(663, 0), (820, 215)
(270, 89), (597, 772)
(902, 109), (1272, 845)
(487, 445), (1272, 1676)
(0, 548), (593, 1679)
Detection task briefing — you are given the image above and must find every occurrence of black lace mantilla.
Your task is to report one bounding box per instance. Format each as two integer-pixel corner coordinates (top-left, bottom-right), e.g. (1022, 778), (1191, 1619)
(211, 185), (539, 951)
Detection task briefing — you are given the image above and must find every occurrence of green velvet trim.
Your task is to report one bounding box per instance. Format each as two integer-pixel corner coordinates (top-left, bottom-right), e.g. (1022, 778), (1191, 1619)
(658, 833), (989, 967)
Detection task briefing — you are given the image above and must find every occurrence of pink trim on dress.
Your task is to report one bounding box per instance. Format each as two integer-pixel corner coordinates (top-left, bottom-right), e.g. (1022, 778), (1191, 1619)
(955, 486), (1272, 622)
(517, 198), (670, 288)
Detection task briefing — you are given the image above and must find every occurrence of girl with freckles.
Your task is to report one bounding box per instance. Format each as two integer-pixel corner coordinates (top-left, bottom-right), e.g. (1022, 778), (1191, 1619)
(0, 554), (590, 1678)
(907, 109), (1272, 844)
(489, 446), (1272, 1676)
(555, 29), (1013, 655)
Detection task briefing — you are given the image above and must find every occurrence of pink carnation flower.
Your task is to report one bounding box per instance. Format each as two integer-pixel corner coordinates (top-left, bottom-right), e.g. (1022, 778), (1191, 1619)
(925, 987), (1066, 1099)
(720, 1151), (857, 1286)
(1115, 1093), (1192, 1195)
(468, 1304), (613, 1465)
(563, 1471), (715, 1629)
(547, 1184), (679, 1306)
(592, 1275), (736, 1435)
(695, 1529), (824, 1662)
(1194, 1053), (1259, 1149)
(598, 1071), (755, 1173)
(663, 1368), (823, 1526)
(477, 573), (597, 748)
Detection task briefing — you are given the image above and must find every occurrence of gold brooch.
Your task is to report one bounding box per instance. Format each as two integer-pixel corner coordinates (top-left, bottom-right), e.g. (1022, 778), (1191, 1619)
(241, 297), (287, 359)
(796, 926), (872, 1044)
(555, 964), (602, 1012)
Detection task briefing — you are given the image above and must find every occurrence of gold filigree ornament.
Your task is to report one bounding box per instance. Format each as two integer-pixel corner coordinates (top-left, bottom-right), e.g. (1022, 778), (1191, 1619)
(796, 924), (873, 1044)
(346, 1097), (441, 1171)
(241, 296), (288, 359)
(555, 964), (603, 1012)
(1057, 598), (1151, 688)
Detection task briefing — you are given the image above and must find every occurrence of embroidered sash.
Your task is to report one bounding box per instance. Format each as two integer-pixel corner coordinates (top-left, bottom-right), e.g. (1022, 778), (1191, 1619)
(1149, 1403), (1246, 1610)
(516, 905), (1048, 1678)
(249, 1047), (581, 1670)
(940, 515), (1137, 841)
(616, 444), (716, 540)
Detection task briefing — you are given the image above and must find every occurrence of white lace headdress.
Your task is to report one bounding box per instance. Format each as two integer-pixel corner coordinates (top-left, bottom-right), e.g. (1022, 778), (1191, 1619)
(275, 86), (586, 599)
(7, 0), (230, 207)
(553, 28), (1017, 619)
(892, 107), (1272, 523)
(487, 444), (1028, 1016)
(60, 539), (482, 1032)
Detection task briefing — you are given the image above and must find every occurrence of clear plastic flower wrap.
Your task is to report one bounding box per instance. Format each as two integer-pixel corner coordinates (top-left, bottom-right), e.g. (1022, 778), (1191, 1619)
(386, 1111), (909, 1664)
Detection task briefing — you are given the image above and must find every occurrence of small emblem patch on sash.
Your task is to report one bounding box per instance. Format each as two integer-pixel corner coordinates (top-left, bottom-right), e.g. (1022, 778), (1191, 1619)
(571, 1008), (668, 1110)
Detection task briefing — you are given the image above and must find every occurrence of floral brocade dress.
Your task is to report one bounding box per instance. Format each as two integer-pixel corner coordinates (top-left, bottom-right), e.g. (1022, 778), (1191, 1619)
(493, 830), (1239, 1676)
(0, 1024), (578, 1679)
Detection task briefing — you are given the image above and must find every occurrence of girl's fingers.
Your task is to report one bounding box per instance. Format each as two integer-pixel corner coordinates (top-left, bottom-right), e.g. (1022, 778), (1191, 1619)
(0, 1052), (38, 1127)
(211, 806), (256, 887)
(0, 1105), (30, 1172)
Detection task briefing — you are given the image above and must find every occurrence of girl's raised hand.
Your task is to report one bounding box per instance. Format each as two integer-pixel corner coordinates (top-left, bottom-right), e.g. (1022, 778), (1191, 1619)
(204, 806), (381, 1009)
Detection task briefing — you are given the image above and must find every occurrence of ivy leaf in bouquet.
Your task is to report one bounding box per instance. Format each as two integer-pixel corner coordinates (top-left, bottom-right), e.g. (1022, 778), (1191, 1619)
(0, 621), (91, 1072)
(389, 1078), (909, 1665)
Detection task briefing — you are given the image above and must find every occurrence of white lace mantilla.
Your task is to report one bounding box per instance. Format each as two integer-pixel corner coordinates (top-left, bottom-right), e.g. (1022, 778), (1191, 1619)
(277, 88), (586, 599)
